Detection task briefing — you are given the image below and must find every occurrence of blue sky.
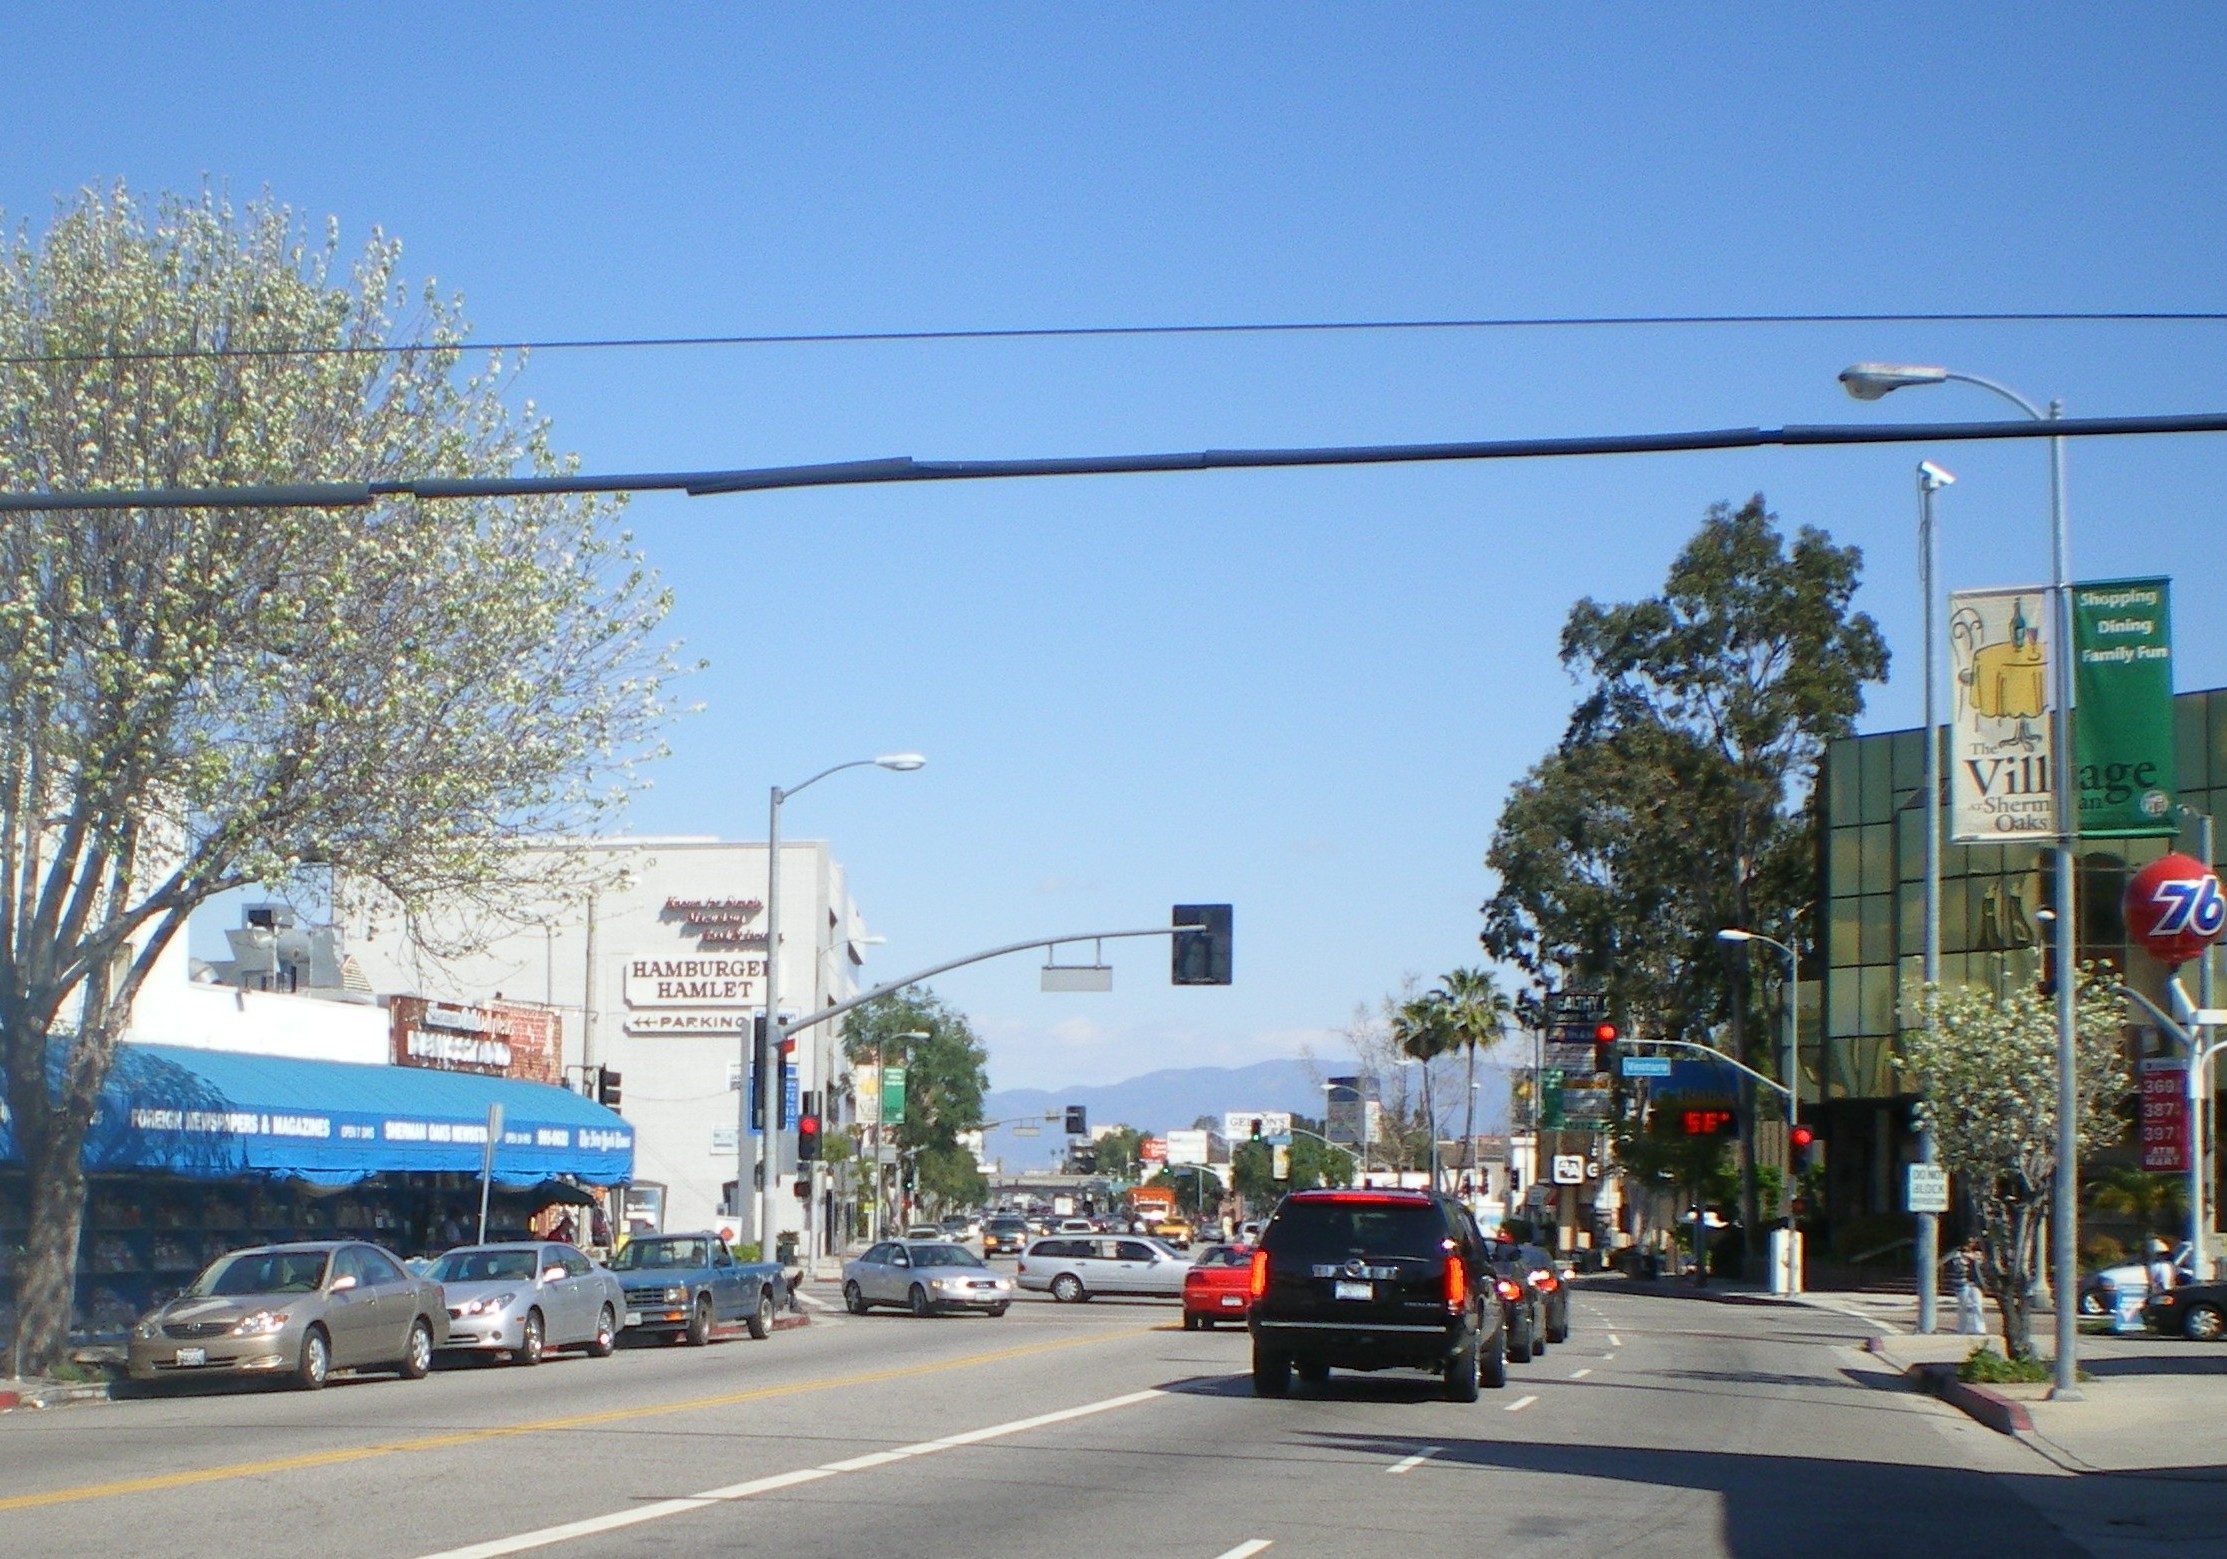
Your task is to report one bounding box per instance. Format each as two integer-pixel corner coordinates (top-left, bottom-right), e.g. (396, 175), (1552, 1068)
(6, 8), (2225, 1088)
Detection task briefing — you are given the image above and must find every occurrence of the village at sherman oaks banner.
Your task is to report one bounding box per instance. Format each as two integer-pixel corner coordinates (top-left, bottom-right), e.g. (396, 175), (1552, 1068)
(2071, 576), (2176, 837)
(1950, 586), (2056, 843)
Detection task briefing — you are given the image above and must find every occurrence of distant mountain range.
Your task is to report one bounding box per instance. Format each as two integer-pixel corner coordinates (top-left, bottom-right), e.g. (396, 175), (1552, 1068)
(981, 1056), (1510, 1171)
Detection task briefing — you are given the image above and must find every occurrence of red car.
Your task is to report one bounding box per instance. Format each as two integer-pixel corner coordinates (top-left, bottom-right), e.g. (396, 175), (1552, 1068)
(1182, 1243), (1254, 1330)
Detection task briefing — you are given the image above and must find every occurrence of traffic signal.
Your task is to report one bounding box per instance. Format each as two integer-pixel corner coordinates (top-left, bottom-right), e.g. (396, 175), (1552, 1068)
(597, 1066), (623, 1109)
(1249, 1117), (1264, 1141)
(1592, 1021), (1619, 1073)
(797, 1113), (821, 1162)
(1788, 1124), (1817, 1171)
(1172, 903), (1234, 985)
(1064, 1105), (1088, 1135)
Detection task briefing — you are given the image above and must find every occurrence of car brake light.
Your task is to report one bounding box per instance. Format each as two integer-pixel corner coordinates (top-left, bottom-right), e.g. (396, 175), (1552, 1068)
(1248, 1249), (1270, 1299)
(1442, 1257), (1466, 1311)
(1496, 1278), (1522, 1302)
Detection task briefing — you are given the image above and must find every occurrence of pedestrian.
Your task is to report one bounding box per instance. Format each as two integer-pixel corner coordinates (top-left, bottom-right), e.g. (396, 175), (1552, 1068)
(1947, 1238), (1986, 1335)
(2146, 1238), (2178, 1297)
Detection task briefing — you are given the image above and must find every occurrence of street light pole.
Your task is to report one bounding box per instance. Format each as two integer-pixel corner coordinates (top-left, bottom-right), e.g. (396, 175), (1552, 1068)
(1717, 926), (1800, 1293)
(2184, 805), (2217, 1280)
(1842, 363), (2080, 1397)
(1917, 459), (1955, 1334)
(746, 752), (924, 1261)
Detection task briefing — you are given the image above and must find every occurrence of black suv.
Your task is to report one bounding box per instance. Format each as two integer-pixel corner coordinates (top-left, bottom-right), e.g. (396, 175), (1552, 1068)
(1247, 1189), (1507, 1401)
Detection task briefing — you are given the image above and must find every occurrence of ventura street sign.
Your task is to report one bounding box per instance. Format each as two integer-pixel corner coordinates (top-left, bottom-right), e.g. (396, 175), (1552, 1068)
(1620, 1056), (1674, 1078)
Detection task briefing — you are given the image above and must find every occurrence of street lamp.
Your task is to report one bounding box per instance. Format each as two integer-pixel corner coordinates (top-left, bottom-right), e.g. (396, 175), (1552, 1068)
(1840, 361), (2082, 1399)
(749, 752), (925, 1263)
(1717, 926), (1801, 1293)
(1916, 458), (1954, 1333)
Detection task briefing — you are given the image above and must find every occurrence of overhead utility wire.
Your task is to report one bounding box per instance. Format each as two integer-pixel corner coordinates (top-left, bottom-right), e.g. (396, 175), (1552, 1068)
(0, 309), (2219, 368)
(5, 410), (2223, 513)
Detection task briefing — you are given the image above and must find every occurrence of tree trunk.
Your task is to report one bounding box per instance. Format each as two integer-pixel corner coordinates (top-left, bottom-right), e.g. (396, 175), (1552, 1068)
(15, 1117), (89, 1377)
(1994, 1202), (2039, 1360)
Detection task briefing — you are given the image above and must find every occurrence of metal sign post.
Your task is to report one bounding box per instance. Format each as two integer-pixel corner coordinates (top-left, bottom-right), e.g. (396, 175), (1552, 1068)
(477, 1102), (504, 1244)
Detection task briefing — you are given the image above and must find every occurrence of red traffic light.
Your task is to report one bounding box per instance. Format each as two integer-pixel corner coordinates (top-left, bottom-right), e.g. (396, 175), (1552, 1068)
(1593, 1022), (1618, 1044)
(1788, 1125), (1815, 1150)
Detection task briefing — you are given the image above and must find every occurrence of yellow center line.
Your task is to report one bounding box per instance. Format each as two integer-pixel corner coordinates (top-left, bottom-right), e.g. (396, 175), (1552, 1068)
(0, 1325), (1153, 1515)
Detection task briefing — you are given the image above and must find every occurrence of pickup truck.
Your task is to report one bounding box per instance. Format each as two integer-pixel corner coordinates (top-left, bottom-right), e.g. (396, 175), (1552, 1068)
(607, 1231), (788, 1345)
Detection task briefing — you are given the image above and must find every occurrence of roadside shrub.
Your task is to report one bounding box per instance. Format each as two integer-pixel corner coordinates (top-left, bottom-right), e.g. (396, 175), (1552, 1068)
(2079, 1232), (2128, 1272)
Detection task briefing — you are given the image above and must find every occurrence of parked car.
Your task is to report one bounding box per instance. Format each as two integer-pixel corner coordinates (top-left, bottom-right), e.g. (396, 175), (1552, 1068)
(2143, 1275), (2227, 1339)
(1247, 1189), (1507, 1401)
(608, 1231), (787, 1344)
(128, 1241), (444, 1391)
(1182, 1243), (1254, 1329)
(983, 1215), (1030, 1256)
(426, 1242), (623, 1364)
(1017, 1235), (1193, 1301)
(2083, 1241), (2193, 1316)
(844, 1240), (1014, 1316)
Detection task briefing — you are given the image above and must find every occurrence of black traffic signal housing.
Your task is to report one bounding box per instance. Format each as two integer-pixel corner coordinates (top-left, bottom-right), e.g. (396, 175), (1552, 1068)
(797, 1113), (821, 1162)
(1788, 1124), (1817, 1172)
(1064, 1105), (1088, 1136)
(1592, 1021), (1619, 1073)
(1249, 1117), (1264, 1141)
(597, 1066), (623, 1109)
(1172, 904), (1233, 985)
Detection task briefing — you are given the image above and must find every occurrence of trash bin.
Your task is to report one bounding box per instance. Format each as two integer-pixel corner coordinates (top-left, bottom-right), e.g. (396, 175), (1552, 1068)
(776, 1232), (799, 1265)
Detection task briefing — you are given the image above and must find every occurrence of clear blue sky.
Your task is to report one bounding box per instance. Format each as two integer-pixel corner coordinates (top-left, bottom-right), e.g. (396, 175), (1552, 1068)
(6, 8), (2225, 1089)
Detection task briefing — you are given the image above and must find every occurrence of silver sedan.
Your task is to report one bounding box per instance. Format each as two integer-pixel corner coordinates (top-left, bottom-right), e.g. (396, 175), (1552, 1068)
(843, 1240), (1013, 1317)
(427, 1242), (624, 1364)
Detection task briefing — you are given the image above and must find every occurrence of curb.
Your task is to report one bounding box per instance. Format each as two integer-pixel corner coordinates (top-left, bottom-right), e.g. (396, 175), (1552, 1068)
(0, 1379), (119, 1412)
(1874, 1348), (2034, 1434)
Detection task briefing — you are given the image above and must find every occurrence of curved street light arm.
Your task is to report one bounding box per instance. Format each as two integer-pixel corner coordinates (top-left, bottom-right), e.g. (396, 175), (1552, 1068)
(1630, 1037), (1794, 1103)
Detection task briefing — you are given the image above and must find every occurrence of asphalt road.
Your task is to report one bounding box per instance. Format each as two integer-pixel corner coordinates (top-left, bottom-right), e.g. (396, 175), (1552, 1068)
(0, 1284), (2119, 1557)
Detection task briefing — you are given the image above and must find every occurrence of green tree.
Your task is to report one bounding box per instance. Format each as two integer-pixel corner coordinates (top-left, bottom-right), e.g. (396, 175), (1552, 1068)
(1483, 496), (1888, 1267)
(0, 187), (681, 1373)
(842, 988), (989, 1216)
(2086, 1164), (2188, 1245)
(1092, 1124), (1145, 1183)
(1433, 966), (1513, 1179)
(1230, 1140), (1278, 1207)
(1905, 972), (2130, 1359)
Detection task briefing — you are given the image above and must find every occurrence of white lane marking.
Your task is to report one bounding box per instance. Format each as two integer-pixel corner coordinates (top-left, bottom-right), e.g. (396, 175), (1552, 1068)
(1504, 1394), (1539, 1413)
(419, 1387), (1166, 1558)
(1608, 1333), (1623, 1347)
(1603, 1353), (1616, 1362)
(1214, 1543), (1275, 1559)
(1385, 1446), (1443, 1474)
(1570, 1368), (1593, 1379)
(792, 1290), (836, 1312)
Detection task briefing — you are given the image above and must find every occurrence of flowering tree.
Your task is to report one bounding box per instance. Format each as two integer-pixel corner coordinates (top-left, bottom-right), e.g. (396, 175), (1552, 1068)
(1904, 972), (2130, 1358)
(0, 187), (683, 1373)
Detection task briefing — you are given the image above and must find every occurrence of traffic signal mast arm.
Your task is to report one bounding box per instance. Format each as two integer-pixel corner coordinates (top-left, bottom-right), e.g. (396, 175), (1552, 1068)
(777, 924), (1199, 1043)
(1628, 1038), (1795, 1103)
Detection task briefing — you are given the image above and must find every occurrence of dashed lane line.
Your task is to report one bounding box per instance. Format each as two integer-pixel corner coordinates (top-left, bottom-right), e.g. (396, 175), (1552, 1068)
(417, 1387), (1169, 1557)
(1570, 1368), (1593, 1379)
(1385, 1446), (1443, 1474)
(1608, 1333), (1623, 1347)
(1504, 1394), (1539, 1412)
(1213, 1543), (1275, 1558)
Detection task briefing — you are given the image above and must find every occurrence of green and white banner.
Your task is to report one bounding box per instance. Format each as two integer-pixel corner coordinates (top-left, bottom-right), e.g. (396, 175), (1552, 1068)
(2072, 577), (2175, 837)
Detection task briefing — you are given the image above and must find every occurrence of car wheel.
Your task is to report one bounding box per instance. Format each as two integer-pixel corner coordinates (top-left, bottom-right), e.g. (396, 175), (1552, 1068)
(1296, 1359), (1330, 1387)
(844, 1281), (869, 1316)
(686, 1295), (713, 1347)
(987, 1303), (1009, 1318)
(1251, 1345), (1290, 1398)
(1527, 1323), (1546, 1361)
(515, 1309), (544, 1367)
(1482, 1336), (1508, 1390)
(1506, 1316), (1529, 1364)
(747, 1289), (774, 1341)
(1548, 1315), (1570, 1345)
(1050, 1274), (1085, 1303)
(294, 1325), (331, 1391)
(1444, 1340), (1481, 1403)
(2185, 1304), (2226, 1342)
(909, 1285), (933, 1318)
(1181, 1313), (1199, 1331)
(587, 1306), (617, 1358)
(399, 1318), (434, 1380)
(2079, 1287), (2109, 1317)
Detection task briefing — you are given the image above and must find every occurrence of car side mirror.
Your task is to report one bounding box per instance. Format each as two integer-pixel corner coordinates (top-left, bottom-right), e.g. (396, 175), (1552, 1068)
(329, 1274), (358, 1293)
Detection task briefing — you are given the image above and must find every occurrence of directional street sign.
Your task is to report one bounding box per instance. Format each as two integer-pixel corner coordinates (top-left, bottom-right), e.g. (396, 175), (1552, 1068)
(1620, 1055), (1674, 1078)
(1905, 1163), (1950, 1215)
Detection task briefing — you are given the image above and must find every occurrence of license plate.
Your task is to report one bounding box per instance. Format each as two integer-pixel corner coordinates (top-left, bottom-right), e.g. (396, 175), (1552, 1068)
(624, 1311), (641, 1327)
(174, 1347), (207, 1366)
(1220, 1295), (1243, 1306)
(1333, 1281), (1372, 1301)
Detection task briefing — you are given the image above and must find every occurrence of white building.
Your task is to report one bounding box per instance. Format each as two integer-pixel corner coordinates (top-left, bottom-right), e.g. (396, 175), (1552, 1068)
(348, 836), (870, 1255)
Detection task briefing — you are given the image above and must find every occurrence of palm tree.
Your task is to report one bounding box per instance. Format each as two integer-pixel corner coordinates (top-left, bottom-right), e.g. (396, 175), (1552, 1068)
(1434, 967), (1514, 1193)
(2086, 1164), (2189, 1245)
(1390, 993), (1459, 1184)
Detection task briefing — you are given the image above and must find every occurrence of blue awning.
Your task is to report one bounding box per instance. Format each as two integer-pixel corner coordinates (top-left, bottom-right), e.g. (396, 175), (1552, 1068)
(1, 1044), (632, 1187)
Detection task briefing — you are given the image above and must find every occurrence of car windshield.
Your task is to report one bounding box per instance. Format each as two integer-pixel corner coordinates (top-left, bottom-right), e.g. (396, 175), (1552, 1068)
(1263, 1202), (1451, 1263)
(1197, 1246), (1250, 1268)
(612, 1239), (709, 1270)
(188, 1249), (329, 1297)
(909, 1244), (985, 1268)
(430, 1249), (539, 1283)
(987, 1218), (1025, 1231)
